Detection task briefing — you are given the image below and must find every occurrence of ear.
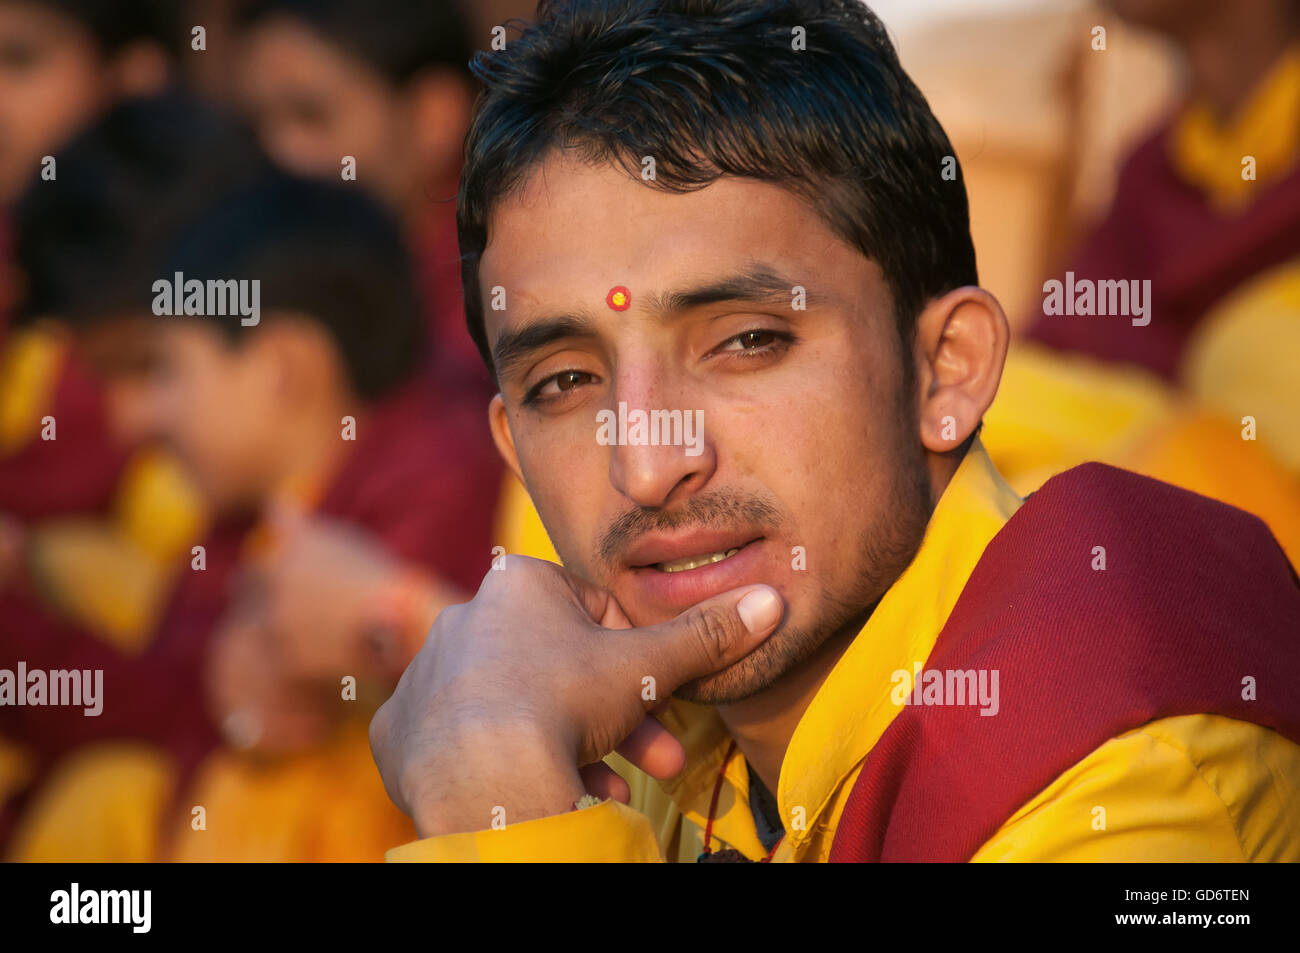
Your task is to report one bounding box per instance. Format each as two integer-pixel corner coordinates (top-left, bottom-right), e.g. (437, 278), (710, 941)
(912, 286), (1009, 453)
(488, 393), (526, 486)
(406, 69), (474, 180)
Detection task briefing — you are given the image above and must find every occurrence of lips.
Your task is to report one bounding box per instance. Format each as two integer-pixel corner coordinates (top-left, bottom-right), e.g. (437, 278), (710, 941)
(623, 529), (762, 571)
(618, 532), (772, 614)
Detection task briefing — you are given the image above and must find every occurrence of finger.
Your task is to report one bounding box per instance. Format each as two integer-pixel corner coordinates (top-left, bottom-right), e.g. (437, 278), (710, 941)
(633, 584), (784, 697)
(614, 715), (685, 780)
(578, 762), (631, 804)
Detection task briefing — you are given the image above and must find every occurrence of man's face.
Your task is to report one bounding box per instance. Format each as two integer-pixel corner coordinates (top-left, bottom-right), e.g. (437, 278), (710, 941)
(0, 1), (108, 202)
(236, 16), (412, 207)
(482, 153), (932, 704)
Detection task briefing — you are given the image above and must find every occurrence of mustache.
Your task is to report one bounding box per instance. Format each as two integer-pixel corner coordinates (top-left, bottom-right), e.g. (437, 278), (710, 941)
(598, 489), (783, 565)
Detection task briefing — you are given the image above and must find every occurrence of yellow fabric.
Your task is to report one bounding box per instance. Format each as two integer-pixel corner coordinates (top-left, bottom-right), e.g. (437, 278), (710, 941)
(1170, 45), (1300, 209)
(1181, 260), (1300, 476)
(9, 720), (416, 862)
(1120, 410), (1300, 569)
(0, 323), (65, 455)
(167, 720), (415, 862)
(985, 341), (1300, 568)
(26, 520), (172, 653)
(493, 471), (560, 563)
(21, 452), (207, 653)
(972, 714), (1300, 861)
(6, 743), (171, 862)
(387, 439), (1300, 862)
(982, 341), (1173, 497)
(115, 449), (207, 563)
(0, 738), (35, 809)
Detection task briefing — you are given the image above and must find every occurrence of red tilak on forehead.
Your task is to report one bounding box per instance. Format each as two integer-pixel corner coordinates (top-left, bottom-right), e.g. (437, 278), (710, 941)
(606, 286), (631, 311)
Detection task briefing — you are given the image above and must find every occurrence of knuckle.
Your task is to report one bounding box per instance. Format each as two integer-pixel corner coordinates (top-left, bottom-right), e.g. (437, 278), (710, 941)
(691, 604), (742, 664)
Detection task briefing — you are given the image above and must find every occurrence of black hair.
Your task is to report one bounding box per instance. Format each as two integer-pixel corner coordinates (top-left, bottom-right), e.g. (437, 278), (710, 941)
(237, 0), (474, 86)
(11, 91), (264, 326)
(458, 0), (978, 376)
(11, 94), (422, 403)
(26, 0), (181, 57)
(160, 172), (425, 402)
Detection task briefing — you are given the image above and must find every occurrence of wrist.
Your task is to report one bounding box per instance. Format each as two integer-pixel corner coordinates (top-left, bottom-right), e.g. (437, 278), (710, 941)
(410, 727), (586, 839)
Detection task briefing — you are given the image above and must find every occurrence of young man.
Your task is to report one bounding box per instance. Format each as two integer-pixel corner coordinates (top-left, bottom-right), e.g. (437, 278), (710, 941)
(370, 0), (1300, 862)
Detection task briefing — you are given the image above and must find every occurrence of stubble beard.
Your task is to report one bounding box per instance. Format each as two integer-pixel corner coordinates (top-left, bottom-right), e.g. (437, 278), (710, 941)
(673, 427), (934, 706)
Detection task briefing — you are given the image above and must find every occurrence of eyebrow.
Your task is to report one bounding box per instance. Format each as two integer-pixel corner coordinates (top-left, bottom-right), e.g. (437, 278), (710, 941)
(492, 313), (598, 382)
(490, 264), (821, 382)
(645, 265), (822, 314)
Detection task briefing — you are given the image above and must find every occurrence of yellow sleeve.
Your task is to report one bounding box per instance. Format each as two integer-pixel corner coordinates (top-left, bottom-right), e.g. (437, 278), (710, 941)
(385, 798), (666, 862)
(972, 714), (1300, 862)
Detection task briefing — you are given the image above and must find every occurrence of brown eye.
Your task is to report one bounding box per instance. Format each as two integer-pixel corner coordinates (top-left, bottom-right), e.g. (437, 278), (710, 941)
(738, 330), (776, 348)
(556, 370), (591, 391)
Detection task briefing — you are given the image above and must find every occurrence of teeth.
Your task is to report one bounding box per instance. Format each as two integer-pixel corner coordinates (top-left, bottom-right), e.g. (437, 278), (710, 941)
(656, 548), (740, 573)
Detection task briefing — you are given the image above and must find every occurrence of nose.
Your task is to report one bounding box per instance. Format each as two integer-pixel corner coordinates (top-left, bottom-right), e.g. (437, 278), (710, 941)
(605, 374), (715, 509)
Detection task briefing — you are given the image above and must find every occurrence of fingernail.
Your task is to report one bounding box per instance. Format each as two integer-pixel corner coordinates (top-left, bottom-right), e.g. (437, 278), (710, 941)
(737, 587), (781, 634)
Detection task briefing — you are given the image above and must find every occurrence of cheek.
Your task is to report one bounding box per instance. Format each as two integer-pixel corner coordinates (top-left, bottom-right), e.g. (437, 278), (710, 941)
(741, 347), (900, 571)
(9, 55), (101, 150)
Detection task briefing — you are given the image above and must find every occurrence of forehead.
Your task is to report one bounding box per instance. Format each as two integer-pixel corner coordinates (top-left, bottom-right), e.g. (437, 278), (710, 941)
(478, 151), (880, 334)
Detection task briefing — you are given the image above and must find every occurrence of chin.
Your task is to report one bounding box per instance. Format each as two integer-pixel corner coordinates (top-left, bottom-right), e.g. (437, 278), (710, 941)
(672, 626), (814, 704)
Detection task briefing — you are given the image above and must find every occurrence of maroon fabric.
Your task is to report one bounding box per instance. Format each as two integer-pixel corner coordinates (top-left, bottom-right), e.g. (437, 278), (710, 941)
(1026, 122), (1300, 381)
(413, 187), (495, 400)
(829, 463), (1300, 862)
(0, 518), (246, 850)
(0, 342), (129, 523)
(315, 375), (501, 593)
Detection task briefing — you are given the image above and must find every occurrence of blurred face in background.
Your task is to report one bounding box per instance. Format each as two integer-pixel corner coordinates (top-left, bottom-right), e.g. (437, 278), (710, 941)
(0, 1), (106, 203)
(237, 14), (417, 210)
(0, 0), (169, 204)
(235, 14), (470, 213)
(95, 318), (290, 514)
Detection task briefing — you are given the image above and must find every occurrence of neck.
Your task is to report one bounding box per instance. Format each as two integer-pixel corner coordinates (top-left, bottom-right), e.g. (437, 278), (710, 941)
(715, 606), (868, 798)
(716, 446), (965, 798)
(1178, 10), (1296, 121)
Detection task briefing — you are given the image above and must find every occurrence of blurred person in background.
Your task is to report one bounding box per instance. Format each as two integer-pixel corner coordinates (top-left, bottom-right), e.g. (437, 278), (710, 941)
(233, 0), (488, 392)
(0, 91), (234, 849)
(0, 0), (181, 531)
(7, 168), (502, 862)
(0, 0), (190, 650)
(982, 0), (1300, 566)
(0, 0), (177, 204)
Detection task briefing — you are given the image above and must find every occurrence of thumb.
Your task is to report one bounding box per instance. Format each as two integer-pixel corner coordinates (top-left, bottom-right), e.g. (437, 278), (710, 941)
(638, 585), (784, 693)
